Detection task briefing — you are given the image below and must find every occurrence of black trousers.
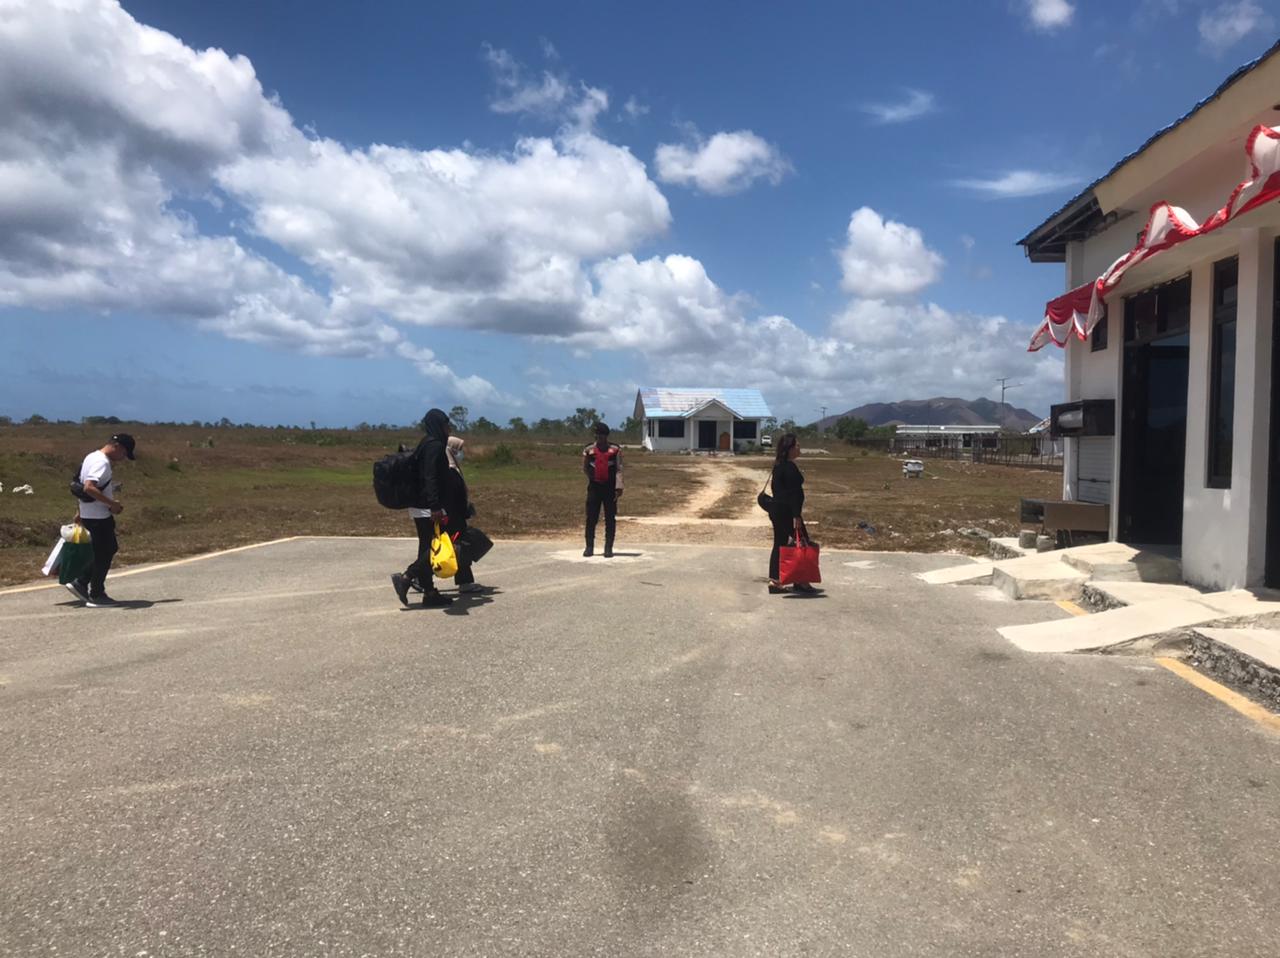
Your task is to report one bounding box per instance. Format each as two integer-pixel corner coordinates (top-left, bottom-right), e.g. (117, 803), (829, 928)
(405, 516), (473, 590)
(585, 483), (617, 547)
(77, 515), (118, 597)
(768, 510), (794, 582)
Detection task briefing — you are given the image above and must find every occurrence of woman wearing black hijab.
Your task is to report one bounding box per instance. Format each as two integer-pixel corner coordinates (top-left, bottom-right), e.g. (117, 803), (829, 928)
(767, 432), (817, 594)
(392, 408), (458, 608)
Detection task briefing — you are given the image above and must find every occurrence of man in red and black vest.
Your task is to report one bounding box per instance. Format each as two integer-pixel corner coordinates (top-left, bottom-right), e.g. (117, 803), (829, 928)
(583, 421), (623, 558)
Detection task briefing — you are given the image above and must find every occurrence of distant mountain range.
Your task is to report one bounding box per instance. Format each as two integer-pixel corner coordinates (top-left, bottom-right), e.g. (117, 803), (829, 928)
(815, 397), (1044, 433)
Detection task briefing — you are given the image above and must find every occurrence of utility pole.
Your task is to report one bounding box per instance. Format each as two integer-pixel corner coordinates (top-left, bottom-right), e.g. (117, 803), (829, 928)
(820, 405), (827, 433)
(995, 377), (1023, 426)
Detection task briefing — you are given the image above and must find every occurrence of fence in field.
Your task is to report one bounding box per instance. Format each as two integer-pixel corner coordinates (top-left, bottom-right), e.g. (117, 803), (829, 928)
(884, 432), (1063, 471)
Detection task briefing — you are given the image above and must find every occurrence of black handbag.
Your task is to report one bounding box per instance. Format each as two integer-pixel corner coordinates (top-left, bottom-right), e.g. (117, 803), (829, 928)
(456, 526), (494, 564)
(756, 472), (773, 513)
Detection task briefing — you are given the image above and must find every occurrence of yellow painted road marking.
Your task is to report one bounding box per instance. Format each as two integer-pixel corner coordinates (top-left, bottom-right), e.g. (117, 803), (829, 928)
(1055, 600), (1088, 617)
(1156, 657), (1280, 735)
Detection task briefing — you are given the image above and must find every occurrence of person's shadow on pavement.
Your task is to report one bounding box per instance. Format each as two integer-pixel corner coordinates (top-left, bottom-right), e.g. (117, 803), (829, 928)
(444, 586), (502, 616)
(56, 598), (183, 611)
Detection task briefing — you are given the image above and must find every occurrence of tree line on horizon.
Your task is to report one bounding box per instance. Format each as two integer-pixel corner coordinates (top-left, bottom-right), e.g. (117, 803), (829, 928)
(2, 408), (904, 444)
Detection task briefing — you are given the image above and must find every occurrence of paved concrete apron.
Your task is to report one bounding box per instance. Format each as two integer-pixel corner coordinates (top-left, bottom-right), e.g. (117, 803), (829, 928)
(3, 538), (1280, 957)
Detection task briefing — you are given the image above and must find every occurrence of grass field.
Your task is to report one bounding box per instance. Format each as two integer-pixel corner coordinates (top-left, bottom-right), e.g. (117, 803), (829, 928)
(0, 424), (1062, 586)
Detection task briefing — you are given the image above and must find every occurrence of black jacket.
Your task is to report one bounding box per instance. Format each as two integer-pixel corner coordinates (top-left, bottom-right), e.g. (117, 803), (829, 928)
(771, 460), (805, 519)
(417, 409), (453, 513)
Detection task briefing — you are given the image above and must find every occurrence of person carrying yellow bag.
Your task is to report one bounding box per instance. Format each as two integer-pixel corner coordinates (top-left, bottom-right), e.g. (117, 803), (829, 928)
(389, 409), (475, 609)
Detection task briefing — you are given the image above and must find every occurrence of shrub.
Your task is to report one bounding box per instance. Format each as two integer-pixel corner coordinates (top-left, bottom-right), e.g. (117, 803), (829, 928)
(487, 443), (518, 466)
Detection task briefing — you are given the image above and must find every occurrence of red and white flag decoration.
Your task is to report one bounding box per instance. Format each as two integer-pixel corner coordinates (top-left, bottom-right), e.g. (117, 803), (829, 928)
(1029, 124), (1280, 351)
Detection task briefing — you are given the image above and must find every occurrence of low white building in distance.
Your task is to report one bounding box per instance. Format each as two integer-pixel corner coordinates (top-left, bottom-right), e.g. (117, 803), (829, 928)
(634, 387), (772, 453)
(1019, 40), (1280, 590)
(892, 424), (1002, 454)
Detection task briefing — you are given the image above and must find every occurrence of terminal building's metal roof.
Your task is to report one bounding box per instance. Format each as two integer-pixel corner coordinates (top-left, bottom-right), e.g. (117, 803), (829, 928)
(636, 387), (772, 420)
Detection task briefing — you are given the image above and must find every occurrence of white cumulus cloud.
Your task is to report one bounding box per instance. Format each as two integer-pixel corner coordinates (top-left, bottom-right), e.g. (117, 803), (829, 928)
(654, 130), (792, 195)
(1022, 0), (1075, 31)
(838, 208), (945, 298)
(1199, 1), (1272, 55)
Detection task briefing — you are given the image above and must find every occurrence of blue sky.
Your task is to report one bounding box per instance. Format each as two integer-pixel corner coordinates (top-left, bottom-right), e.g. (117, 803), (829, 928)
(2, 0), (1278, 427)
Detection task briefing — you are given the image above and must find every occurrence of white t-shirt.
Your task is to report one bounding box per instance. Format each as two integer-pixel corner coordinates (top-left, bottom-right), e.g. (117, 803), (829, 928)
(78, 450), (115, 520)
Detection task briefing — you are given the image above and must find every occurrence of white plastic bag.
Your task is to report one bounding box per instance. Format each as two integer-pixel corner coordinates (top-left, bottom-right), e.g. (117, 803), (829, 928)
(42, 539), (64, 577)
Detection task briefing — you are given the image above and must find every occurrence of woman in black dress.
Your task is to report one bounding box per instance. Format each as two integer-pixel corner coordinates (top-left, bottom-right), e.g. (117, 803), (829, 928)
(768, 433), (817, 594)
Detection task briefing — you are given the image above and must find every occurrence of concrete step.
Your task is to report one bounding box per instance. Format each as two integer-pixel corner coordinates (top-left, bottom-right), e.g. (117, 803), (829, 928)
(1059, 541), (1181, 583)
(990, 554), (1088, 601)
(1190, 628), (1280, 712)
(988, 537), (1037, 561)
(915, 559), (995, 586)
(999, 589), (1280, 654)
(1081, 581), (1207, 612)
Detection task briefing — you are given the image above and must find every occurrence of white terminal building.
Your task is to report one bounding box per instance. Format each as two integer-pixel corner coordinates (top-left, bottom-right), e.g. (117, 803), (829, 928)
(1019, 40), (1280, 590)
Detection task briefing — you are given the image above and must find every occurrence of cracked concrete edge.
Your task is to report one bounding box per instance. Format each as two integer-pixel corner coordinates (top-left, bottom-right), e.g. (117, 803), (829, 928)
(1186, 629), (1280, 714)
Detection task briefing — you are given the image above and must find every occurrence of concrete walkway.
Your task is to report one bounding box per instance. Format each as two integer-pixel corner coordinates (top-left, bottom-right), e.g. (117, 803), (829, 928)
(4, 538), (1280, 956)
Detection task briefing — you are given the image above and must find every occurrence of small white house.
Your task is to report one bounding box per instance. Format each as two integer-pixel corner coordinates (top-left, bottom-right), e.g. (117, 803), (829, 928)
(635, 387), (772, 453)
(1019, 40), (1280, 590)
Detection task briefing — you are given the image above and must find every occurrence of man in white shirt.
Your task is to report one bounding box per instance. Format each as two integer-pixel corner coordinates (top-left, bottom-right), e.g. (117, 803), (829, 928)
(67, 434), (135, 607)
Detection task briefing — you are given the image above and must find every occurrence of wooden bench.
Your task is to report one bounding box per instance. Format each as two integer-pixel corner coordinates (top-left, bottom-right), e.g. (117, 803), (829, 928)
(1021, 498), (1110, 546)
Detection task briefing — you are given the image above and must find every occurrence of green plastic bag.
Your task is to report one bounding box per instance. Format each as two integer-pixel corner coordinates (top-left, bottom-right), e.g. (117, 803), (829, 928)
(58, 540), (94, 585)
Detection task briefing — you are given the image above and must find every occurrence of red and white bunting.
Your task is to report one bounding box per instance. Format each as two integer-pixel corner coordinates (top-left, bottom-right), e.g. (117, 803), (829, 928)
(1029, 124), (1280, 351)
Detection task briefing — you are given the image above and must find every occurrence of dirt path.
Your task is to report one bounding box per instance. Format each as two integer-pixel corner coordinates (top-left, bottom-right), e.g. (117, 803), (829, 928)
(617, 458), (772, 546)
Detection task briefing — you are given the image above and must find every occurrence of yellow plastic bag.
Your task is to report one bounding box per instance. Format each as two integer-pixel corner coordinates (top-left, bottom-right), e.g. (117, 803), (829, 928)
(61, 522), (92, 544)
(430, 522), (458, 579)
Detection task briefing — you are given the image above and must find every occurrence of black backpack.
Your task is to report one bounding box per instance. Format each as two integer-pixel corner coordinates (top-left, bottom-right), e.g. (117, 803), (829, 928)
(372, 442), (426, 509)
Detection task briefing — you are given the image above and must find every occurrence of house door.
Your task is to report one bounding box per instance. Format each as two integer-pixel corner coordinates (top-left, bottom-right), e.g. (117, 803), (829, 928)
(1118, 279), (1190, 544)
(698, 420), (717, 449)
(719, 431), (731, 451)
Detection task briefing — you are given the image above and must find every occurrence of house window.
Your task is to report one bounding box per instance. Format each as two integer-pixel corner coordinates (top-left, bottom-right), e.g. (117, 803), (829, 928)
(647, 419), (654, 437)
(1207, 256), (1238, 488)
(657, 419), (684, 438)
(733, 420), (757, 440)
(1091, 314), (1108, 351)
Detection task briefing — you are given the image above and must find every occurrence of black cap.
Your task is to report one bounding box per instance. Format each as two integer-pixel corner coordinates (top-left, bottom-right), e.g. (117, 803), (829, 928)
(593, 421), (610, 436)
(111, 433), (136, 460)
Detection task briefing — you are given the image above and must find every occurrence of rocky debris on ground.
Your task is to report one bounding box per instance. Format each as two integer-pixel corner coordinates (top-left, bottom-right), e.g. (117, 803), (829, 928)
(11, 484), (33, 495)
(958, 526), (993, 540)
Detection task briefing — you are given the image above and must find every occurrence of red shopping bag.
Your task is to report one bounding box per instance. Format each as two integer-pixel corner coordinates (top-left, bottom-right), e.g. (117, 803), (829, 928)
(778, 535), (821, 585)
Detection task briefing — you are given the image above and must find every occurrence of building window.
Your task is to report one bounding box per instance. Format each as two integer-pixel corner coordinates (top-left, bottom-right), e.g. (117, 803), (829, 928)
(1124, 275), (1190, 344)
(1091, 314), (1108, 351)
(657, 419), (684, 439)
(1207, 256), (1238, 488)
(733, 420), (757, 440)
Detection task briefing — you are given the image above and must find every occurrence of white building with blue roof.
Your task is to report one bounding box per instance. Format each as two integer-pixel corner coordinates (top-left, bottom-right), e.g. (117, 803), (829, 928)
(634, 387), (772, 453)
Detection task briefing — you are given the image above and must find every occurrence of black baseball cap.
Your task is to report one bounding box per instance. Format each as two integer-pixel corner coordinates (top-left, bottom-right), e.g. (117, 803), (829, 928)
(111, 434), (136, 459)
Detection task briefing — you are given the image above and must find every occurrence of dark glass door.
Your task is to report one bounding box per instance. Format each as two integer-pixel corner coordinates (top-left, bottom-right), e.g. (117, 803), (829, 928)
(698, 420), (717, 449)
(1267, 241), (1280, 586)
(1119, 332), (1190, 544)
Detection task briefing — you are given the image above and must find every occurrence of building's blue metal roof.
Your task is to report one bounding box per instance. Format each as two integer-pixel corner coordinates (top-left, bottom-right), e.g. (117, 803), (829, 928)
(636, 387), (772, 419)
